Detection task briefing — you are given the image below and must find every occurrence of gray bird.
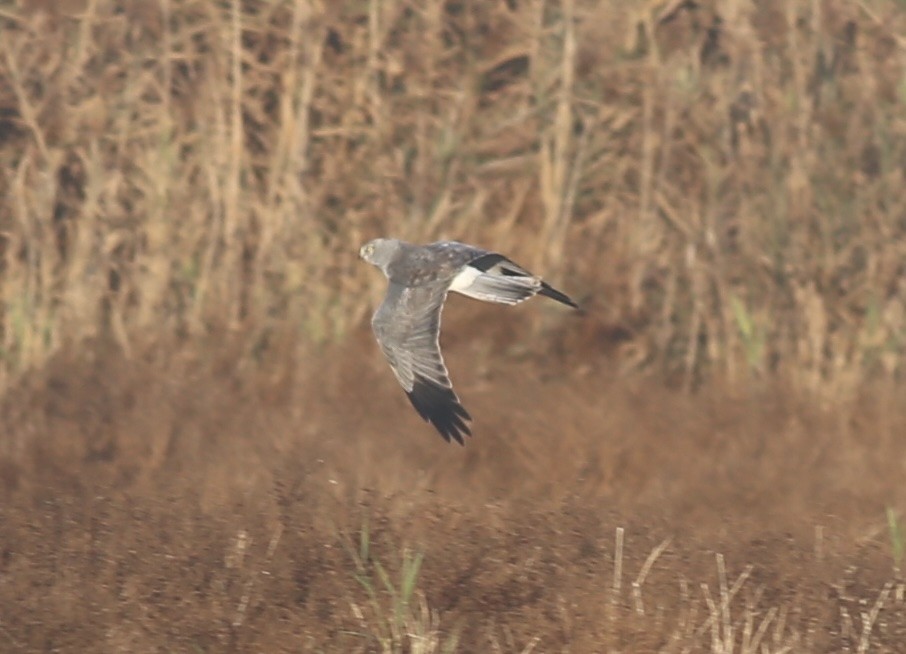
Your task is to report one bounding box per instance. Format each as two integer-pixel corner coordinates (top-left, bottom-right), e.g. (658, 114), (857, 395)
(360, 238), (578, 444)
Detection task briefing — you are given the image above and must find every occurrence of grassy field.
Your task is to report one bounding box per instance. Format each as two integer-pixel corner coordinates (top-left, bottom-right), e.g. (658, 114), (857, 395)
(1, 0), (905, 651)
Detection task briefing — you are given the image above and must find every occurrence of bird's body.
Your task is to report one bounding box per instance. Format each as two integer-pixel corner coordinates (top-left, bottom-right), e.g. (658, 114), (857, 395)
(360, 238), (578, 444)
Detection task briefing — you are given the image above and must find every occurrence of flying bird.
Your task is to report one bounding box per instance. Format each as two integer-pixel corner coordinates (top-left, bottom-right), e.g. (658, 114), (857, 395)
(360, 238), (579, 444)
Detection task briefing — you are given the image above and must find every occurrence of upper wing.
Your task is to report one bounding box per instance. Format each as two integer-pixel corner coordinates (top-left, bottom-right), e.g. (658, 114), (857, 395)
(450, 252), (579, 308)
(371, 281), (472, 444)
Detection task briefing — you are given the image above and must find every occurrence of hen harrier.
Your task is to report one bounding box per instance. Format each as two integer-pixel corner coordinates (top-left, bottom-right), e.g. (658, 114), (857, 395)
(360, 238), (578, 444)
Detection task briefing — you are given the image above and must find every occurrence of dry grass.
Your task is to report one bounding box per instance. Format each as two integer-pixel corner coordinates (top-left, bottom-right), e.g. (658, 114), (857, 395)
(1, 1), (906, 651)
(0, 0), (903, 393)
(1, 327), (906, 650)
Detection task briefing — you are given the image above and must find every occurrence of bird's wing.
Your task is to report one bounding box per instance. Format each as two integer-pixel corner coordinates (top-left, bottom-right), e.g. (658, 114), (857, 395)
(371, 280), (471, 444)
(449, 252), (579, 308)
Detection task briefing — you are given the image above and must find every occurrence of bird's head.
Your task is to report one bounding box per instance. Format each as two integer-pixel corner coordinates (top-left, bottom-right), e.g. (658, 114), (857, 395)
(359, 238), (400, 271)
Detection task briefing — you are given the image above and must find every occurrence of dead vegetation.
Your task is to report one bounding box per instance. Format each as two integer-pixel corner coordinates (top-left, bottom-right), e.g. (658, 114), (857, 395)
(1, 0), (906, 651)
(2, 345), (906, 651)
(1, 0), (904, 391)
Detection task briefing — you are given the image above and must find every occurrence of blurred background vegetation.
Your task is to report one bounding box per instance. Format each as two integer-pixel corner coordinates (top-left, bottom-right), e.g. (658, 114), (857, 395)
(0, 0), (904, 394)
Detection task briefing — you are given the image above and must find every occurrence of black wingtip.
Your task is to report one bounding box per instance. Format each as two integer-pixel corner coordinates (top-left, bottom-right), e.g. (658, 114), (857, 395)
(539, 282), (579, 309)
(406, 379), (472, 445)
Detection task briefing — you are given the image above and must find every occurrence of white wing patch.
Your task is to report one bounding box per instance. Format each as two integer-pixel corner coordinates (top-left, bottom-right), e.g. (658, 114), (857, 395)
(449, 266), (483, 292)
(448, 265), (540, 305)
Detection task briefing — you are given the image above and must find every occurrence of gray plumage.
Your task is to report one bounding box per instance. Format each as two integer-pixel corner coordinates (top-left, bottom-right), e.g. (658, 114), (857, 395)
(360, 238), (578, 444)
